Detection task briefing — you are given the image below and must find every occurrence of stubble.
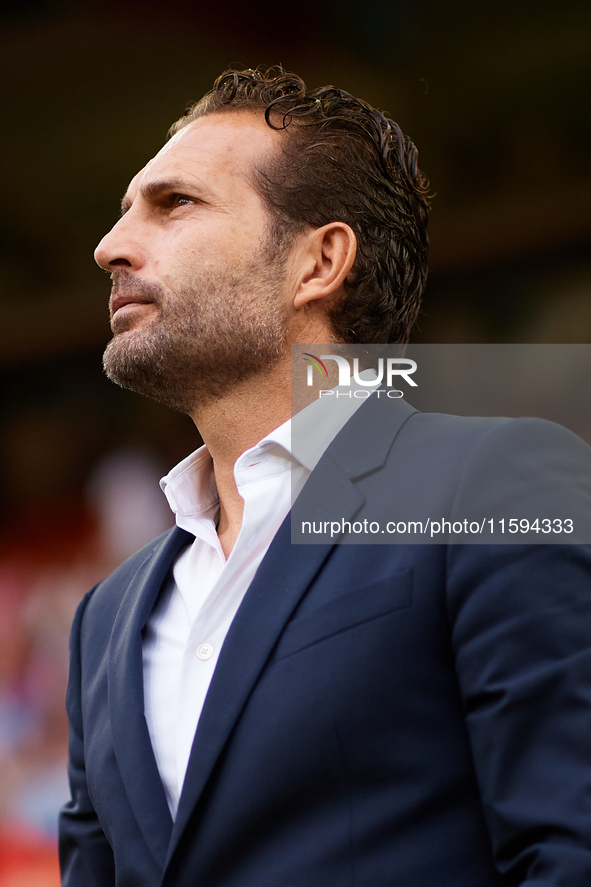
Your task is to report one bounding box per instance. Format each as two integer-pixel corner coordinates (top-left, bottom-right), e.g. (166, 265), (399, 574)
(103, 248), (289, 414)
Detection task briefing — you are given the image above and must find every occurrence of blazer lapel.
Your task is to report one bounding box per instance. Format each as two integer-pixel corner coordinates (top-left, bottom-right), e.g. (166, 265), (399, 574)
(292, 394), (418, 538)
(108, 526), (193, 871)
(165, 517), (335, 865)
(329, 391), (417, 478)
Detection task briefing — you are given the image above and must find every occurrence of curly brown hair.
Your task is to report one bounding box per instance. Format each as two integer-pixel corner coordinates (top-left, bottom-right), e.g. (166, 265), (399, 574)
(169, 66), (431, 345)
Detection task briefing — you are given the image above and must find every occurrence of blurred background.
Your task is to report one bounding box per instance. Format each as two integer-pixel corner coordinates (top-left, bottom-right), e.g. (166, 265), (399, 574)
(1, 0), (590, 882)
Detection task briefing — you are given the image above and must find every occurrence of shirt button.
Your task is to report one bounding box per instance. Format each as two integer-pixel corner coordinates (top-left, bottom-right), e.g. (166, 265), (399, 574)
(196, 643), (214, 660)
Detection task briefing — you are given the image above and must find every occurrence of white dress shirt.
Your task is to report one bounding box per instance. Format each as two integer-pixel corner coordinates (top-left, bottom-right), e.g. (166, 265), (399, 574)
(143, 387), (372, 817)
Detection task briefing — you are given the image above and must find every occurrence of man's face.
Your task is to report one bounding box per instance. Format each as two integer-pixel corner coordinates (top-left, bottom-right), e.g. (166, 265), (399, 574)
(95, 113), (292, 414)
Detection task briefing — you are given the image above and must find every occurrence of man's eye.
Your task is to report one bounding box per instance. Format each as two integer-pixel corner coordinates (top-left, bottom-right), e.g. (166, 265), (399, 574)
(172, 194), (194, 207)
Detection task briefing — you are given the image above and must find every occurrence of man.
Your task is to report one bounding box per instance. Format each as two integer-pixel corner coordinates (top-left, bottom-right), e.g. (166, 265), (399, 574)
(59, 67), (591, 886)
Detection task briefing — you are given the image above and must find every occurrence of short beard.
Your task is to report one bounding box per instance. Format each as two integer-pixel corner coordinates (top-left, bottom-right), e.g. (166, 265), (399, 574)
(102, 247), (289, 414)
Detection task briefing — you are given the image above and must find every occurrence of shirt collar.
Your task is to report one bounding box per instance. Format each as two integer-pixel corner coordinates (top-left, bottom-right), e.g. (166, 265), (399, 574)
(160, 371), (375, 517)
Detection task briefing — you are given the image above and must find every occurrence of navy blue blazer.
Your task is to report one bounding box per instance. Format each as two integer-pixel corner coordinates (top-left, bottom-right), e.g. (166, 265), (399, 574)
(59, 397), (591, 886)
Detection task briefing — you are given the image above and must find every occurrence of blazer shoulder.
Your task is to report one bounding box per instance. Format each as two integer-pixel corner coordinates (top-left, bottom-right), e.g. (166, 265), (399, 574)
(402, 409), (511, 444)
(401, 410), (590, 461)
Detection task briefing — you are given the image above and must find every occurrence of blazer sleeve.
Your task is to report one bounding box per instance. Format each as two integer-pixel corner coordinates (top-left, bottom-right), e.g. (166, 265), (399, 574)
(59, 589), (116, 886)
(446, 418), (591, 884)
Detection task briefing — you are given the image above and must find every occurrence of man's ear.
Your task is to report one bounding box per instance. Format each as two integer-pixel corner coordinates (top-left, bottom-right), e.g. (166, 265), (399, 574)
(292, 222), (357, 311)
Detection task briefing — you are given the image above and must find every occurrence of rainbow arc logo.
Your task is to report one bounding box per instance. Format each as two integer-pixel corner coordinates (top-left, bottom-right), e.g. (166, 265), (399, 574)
(302, 353), (328, 378)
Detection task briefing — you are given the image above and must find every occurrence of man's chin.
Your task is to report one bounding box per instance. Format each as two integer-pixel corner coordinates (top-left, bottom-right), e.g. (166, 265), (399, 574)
(111, 311), (151, 338)
(102, 334), (150, 388)
(102, 334), (199, 413)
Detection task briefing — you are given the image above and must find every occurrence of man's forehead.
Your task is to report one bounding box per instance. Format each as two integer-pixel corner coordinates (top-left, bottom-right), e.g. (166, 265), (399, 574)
(126, 113), (281, 198)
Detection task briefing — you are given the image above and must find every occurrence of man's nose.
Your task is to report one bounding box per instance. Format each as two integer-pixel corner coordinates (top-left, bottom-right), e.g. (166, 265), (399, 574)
(94, 215), (146, 272)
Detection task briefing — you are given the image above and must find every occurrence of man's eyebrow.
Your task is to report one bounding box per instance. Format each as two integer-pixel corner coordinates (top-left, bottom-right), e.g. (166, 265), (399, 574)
(120, 194), (132, 216)
(120, 178), (189, 215)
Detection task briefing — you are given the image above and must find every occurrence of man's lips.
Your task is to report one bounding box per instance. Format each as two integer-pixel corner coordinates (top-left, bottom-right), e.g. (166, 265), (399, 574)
(111, 294), (155, 317)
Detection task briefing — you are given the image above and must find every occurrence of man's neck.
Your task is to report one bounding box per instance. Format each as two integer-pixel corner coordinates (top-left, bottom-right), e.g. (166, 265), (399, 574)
(189, 362), (292, 558)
